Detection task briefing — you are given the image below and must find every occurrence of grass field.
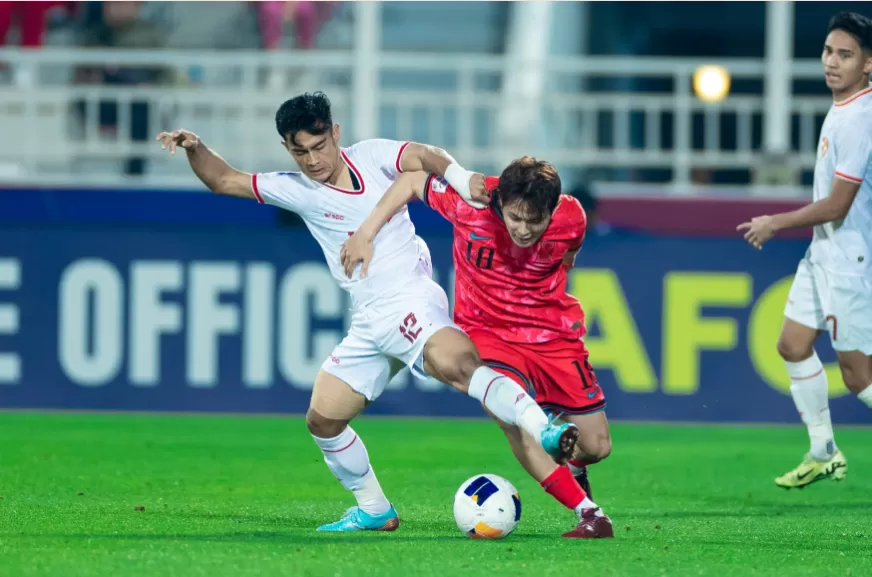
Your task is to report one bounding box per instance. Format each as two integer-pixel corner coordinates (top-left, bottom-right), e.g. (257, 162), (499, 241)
(1, 412), (869, 577)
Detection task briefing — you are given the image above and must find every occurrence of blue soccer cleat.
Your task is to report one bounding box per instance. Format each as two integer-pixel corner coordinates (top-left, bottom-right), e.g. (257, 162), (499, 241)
(316, 505), (400, 532)
(540, 421), (579, 465)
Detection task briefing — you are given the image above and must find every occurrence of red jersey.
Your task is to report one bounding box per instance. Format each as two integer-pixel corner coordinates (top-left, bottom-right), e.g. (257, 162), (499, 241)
(422, 174), (587, 345)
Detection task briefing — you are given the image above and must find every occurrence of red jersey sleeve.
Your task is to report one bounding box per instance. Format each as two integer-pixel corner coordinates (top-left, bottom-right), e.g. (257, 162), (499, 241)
(553, 195), (587, 251)
(423, 174), (500, 225)
(421, 173), (462, 223)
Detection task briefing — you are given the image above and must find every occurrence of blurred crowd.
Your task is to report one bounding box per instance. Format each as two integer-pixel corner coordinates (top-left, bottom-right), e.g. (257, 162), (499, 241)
(0, 1), (339, 53)
(0, 1), (342, 176)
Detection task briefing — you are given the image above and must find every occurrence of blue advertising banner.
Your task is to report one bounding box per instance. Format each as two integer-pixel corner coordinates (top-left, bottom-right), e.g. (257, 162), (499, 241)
(0, 225), (864, 423)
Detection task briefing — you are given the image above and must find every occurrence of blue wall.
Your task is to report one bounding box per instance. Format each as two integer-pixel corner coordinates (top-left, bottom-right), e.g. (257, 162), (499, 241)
(0, 220), (862, 423)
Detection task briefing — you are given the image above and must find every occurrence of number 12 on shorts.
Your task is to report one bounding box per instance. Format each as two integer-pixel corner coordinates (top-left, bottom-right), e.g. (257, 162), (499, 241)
(399, 312), (423, 343)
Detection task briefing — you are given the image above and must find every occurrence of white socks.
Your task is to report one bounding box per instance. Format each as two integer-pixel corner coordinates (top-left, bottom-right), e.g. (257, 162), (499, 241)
(467, 366), (549, 443)
(786, 352), (836, 461)
(312, 427), (391, 515)
(575, 496), (604, 517)
(857, 385), (872, 408)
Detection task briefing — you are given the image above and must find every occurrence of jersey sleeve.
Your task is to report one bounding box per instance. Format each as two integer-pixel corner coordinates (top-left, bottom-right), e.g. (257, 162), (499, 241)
(251, 172), (309, 213)
(835, 123), (872, 184)
(351, 138), (411, 180)
(421, 173), (462, 223)
(559, 195), (587, 251)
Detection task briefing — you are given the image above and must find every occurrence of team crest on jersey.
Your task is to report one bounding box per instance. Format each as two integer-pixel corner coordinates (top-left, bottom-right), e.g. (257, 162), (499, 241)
(430, 176), (449, 193)
(820, 136), (829, 158)
(535, 241), (556, 262)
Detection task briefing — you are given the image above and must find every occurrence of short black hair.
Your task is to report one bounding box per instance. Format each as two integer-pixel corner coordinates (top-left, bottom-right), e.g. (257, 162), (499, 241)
(495, 157), (562, 221)
(828, 12), (872, 51)
(275, 91), (333, 144)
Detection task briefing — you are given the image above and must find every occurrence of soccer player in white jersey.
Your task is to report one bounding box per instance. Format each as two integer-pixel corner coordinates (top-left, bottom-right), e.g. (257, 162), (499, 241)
(738, 12), (872, 489)
(156, 92), (579, 530)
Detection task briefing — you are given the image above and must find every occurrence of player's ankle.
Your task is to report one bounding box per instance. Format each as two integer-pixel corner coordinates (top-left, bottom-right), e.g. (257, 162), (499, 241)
(575, 496), (603, 517)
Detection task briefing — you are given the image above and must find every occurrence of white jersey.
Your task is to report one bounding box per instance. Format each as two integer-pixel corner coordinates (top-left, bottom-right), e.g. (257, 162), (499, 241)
(809, 86), (872, 278)
(251, 139), (430, 308)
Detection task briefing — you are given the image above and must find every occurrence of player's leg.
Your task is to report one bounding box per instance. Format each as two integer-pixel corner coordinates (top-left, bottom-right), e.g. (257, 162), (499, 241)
(829, 272), (872, 404)
(565, 410), (611, 500)
(307, 330), (402, 532)
(379, 280), (578, 463)
(525, 342), (609, 499)
(477, 336), (611, 539)
(420, 326), (578, 464)
(512, 342), (613, 538)
(488, 412), (560, 481)
(837, 351), (872, 400)
(485, 410), (610, 538)
(775, 260), (842, 488)
(820, 272), (872, 481)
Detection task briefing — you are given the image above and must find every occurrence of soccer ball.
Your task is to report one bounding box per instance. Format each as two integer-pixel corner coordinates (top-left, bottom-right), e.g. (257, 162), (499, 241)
(453, 474), (521, 539)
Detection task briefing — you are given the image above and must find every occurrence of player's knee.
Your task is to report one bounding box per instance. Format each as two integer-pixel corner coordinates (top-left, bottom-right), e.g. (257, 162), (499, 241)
(593, 436), (612, 462)
(423, 330), (481, 393)
(434, 350), (479, 393)
(575, 434), (611, 463)
(776, 335), (813, 363)
(306, 408), (347, 439)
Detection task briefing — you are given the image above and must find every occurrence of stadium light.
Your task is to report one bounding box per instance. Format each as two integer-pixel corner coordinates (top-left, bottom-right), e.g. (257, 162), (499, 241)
(692, 65), (731, 103)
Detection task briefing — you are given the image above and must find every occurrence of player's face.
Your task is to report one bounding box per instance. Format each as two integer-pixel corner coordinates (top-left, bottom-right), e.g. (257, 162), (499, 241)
(501, 200), (552, 248)
(282, 124), (342, 182)
(822, 30), (872, 95)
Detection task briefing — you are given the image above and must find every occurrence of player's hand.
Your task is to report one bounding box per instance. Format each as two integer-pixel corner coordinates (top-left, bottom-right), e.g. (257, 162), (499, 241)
(737, 215), (776, 250)
(341, 230), (374, 279)
(467, 173), (490, 207)
(156, 129), (200, 155)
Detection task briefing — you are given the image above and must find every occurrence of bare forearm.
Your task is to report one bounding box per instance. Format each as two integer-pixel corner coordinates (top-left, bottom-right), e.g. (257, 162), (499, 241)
(359, 174), (424, 240)
(771, 197), (849, 231)
(186, 141), (238, 193)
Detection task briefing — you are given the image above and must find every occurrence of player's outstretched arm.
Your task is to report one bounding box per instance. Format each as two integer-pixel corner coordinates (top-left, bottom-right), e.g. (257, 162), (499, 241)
(737, 178), (860, 249)
(340, 172), (429, 278)
(400, 143), (488, 207)
(156, 130), (254, 200)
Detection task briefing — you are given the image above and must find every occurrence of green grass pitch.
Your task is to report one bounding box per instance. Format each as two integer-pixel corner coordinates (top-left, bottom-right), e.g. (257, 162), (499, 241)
(1, 412), (869, 577)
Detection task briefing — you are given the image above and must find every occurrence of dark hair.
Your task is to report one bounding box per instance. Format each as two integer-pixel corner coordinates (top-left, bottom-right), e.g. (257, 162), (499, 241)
(275, 91), (333, 144)
(495, 157), (562, 221)
(828, 12), (872, 51)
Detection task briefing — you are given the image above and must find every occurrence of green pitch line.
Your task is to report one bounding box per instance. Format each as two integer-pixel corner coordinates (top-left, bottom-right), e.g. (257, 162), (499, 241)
(0, 413), (869, 577)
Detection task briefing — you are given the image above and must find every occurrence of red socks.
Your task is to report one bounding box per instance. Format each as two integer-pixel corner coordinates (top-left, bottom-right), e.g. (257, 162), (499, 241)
(540, 465), (586, 511)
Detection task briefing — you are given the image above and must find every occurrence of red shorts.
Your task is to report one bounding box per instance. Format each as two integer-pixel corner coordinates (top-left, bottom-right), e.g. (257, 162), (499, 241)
(468, 329), (606, 415)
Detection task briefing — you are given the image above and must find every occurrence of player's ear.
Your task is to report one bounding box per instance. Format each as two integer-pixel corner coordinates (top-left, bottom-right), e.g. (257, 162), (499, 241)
(332, 123), (341, 144)
(864, 50), (872, 74)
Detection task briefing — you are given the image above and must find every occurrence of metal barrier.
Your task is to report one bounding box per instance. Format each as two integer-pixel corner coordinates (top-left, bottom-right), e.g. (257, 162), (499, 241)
(0, 48), (831, 191)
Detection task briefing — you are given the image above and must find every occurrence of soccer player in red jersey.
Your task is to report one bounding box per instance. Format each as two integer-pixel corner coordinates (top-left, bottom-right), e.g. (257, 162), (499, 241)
(341, 157), (614, 539)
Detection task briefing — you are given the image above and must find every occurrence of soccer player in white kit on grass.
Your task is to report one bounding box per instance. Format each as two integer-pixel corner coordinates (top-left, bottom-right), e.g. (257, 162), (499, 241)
(738, 12), (872, 489)
(156, 92), (579, 530)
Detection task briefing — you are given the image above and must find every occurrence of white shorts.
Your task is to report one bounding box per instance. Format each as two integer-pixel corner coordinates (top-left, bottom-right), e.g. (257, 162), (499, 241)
(321, 276), (460, 401)
(784, 259), (872, 355)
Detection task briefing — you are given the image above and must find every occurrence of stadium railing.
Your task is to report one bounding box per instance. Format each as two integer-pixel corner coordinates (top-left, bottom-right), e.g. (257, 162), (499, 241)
(0, 49), (831, 192)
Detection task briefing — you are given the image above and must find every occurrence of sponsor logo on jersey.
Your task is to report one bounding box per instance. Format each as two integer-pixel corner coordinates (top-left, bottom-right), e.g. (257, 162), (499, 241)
(820, 136), (829, 158)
